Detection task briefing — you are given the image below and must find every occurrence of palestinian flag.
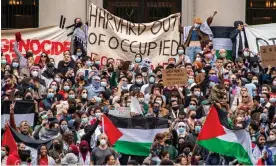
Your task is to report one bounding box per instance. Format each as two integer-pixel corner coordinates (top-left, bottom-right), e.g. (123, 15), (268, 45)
(105, 115), (168, 156)
(2, 126), (52, 165)
(197, 105), (255, 165)
(211, 26), (235, 61)
(1, 100), (35, 128)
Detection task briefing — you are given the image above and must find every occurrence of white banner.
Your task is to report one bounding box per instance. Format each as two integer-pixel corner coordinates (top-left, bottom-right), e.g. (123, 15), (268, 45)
(1, 26), (71, 66)
(245, 23), (276, 54)
(88, 4), (181, 65)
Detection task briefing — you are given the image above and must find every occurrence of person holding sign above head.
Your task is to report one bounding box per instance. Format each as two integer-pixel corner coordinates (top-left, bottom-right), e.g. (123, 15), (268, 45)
(180, 11), (217, 63)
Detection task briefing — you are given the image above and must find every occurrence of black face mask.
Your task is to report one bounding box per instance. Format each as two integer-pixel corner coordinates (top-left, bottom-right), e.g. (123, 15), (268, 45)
(76, 105), (82, 110)
(209, 45), (214, 50)
(190, 114), (196, 119)
(54, 143), (62, 150)
(252, 64), (258, 68)
(183, 148), (190, 155)
(79, 75), (85, 81)
(157, 74), (162, 79)
(172, 105), (179, 111)
(76, 22), (83, 28)
(68, 105), (76, 114)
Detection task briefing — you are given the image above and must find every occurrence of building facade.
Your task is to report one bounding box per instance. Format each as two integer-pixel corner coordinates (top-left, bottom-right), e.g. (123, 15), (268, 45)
(1, 0), (276, 29)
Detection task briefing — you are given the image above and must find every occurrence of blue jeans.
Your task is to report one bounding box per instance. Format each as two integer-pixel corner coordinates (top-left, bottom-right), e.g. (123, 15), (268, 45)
(186, 46), (202, 63)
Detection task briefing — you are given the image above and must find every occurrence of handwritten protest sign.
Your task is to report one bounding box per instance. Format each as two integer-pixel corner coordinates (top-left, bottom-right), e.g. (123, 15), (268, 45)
(88, 4), (180, 65)
(260, 45), (276, 68)
(162, 68), (187, 86)
(108, 106), (131, 118)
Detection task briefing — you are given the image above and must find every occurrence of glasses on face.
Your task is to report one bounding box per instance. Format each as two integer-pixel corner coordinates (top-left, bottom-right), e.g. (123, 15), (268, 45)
(242, 96), (248, 98)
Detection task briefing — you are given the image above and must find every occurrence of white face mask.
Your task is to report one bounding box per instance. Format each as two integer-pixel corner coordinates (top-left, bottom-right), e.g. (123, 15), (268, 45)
(273, 80), (276, 85)
(82, 93), (88, 99)
(100, 139), (106, 145)
(270, 135), (276, 141)
(195, 58), (201, 62)
(31, 71), (38, 77)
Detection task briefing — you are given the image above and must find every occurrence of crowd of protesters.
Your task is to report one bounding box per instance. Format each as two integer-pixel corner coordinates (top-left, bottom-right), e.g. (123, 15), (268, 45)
(1, 16), (276, 166)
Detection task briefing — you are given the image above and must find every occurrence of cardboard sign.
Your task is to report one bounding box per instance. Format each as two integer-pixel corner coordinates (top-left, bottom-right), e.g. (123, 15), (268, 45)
(108, 106), (131, 118)
(162, 68), (187, 86)
(260, 45), (276, 68)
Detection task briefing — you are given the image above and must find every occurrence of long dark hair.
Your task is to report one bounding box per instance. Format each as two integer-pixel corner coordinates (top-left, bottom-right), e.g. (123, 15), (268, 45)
(37, 144), (48, 163)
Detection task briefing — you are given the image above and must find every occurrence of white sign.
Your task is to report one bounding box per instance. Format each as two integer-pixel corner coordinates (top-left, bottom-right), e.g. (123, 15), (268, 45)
(1, 26), (71, 66)
(88, 4), (181, 65)
(108, 106), (131, 118)
(245, 23), (276, 54)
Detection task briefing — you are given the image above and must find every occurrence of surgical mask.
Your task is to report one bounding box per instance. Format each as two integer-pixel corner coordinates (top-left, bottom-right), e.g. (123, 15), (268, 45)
(86, 61), (92, 67)
(136, 79), (142, 84)
(51, 85), (57, 91)
(178, 128), (185, 134)
(76, 52), (82, 56)
(188, 78), (194, 85)
(269, 98), (276, 103)
(101, 82), (107, 87)
(47, 93), (54, 99)
(195, 126), (201, 133)
(54, 77), (61, 83)
(209, 82), (216, 87)
(189, 105), (196, 111)
(194, 91), (200, 97)
(60, 124), (68, 131)
(1, 151), (5, 157)
(69, 94), (75, 99)
(178, 50), (184, 54)
(135, 57), (141, 63)
(31, 71), (39, 77)
(244, 52), (250, 57)
(142, 72), (147, 77)
(81, 117), (88, 124)
(63, 86), (70, 91)
(82, 93), (88, 99)
(269, 135), (276, 141)
(1, 60), (7, 64)
(194, 23), (200, 28)
(100, 139), (106, 145)
(260, 97), (265, 104)
(195, 58), (201, 62)
(153, 108), (159, 113)
(220, 53), (227, 58)
(149, 77), (155, 84)
(12, 62), (19, 68)
(252, 80), (258, 84)
(95, 113), (102, 118)
(95, 61), (100, 65)
(273, 80), (276, 85)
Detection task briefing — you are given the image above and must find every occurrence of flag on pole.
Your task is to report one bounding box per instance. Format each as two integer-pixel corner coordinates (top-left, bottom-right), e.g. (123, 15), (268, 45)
(197, 105), (255, 165)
